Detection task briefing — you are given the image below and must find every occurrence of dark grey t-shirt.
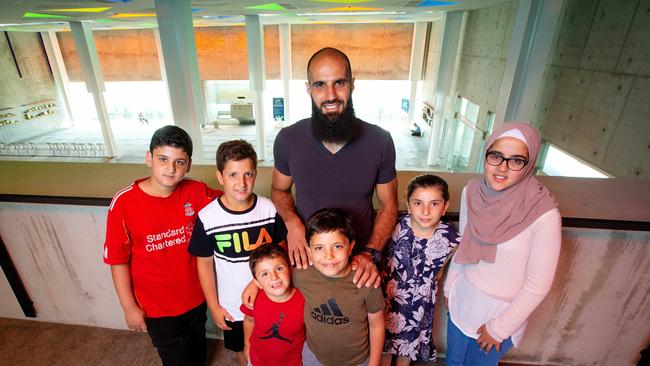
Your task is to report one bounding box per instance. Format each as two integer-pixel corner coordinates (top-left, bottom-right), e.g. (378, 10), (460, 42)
(273, 118), (396, 247)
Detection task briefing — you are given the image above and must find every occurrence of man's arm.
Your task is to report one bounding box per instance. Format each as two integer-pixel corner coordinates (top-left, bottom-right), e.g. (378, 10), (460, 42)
(271, 168), (311, 269)
(352, 177), (398, 287)
(197, 256), (233, 330)
(367, 177), (398, 252)
(367, 310), (386, 366)
(110, 264), (147, 331)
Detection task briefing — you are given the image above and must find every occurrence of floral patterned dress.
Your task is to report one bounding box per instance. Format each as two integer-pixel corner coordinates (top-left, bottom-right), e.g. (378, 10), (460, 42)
(382, 215), (460, 361)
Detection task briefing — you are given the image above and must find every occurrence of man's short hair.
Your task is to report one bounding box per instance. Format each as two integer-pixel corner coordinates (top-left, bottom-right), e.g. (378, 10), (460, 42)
(216, 139), (257, 172)
(307, 47), (352, 82)
(305, 208), (356, 245)
(149, 125), (193, 156)
(248, 244), (291, 279)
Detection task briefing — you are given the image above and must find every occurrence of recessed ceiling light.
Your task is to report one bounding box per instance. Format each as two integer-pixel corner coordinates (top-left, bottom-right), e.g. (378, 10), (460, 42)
(23, 12), (72, 19)
(312, 0), (374, 3)
(296, 11), (405, 16)
(417, 0), (457, 6)
(323, 7), (384, 12)
(246, 3), (286, 11)
(45, 7), (111, 13)
(110, 13), (156, 18)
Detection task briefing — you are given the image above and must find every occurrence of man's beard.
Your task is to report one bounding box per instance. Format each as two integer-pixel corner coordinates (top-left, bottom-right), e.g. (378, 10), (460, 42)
(311, 97), (358, 144)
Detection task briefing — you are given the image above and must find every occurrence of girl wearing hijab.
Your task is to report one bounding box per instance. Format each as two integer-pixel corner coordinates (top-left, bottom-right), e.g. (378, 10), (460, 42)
(443, 122), (561, 365)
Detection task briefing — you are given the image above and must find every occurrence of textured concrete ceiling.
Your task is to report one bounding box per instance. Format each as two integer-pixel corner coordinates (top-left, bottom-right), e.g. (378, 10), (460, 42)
(0, 0), (513, 31)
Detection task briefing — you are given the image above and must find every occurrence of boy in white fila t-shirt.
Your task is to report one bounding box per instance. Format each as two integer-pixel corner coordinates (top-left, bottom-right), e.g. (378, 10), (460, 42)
(188, 139), (287, 366)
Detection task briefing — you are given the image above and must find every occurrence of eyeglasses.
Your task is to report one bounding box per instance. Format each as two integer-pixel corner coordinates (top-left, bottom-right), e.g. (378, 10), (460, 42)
(485, 152), (529, 171)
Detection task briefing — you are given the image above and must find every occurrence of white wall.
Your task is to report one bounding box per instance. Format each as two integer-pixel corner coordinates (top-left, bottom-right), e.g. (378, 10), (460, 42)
(0, 202), (124, 329)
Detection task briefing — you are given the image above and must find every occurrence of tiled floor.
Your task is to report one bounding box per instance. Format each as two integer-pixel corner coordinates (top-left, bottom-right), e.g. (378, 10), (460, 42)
(0, 317), (536, 366)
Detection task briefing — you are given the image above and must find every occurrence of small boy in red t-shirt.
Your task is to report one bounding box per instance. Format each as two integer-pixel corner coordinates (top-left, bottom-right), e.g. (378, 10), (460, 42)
(241, 245), (305, 366)
(103, 125), (221, 365)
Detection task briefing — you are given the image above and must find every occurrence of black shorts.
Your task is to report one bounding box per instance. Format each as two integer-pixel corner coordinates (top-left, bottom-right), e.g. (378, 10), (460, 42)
(223, 319), (244, 352)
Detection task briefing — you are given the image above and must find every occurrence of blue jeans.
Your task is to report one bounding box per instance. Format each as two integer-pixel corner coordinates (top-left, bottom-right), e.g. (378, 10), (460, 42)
(445, 316), (513, 366)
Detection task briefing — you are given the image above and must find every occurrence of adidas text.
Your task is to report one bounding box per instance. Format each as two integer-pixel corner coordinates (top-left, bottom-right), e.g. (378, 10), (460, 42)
(311, 311), (350, 325)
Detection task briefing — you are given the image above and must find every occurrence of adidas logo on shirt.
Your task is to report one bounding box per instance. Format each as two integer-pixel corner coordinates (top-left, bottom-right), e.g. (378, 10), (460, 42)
(311, 298), (350, 325)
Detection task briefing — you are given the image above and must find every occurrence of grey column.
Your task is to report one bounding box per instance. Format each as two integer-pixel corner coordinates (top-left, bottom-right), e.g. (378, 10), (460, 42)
(426, 12), (465, 166)
(69, 21), (117, 157)
(245, 15), (267, 160)
(154, 0), (204, 160)
(40, 31), (74, 127)
(494, 0), (564, 127)
(279, 24), (291, 126)
(152, 28), (172, 117)
(408, 21), (428, 125)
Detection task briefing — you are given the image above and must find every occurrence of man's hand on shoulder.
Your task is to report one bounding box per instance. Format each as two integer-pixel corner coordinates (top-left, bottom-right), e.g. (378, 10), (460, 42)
(351, 251), (380, 288)
(271, 168), (311, 268)
(286, 221), (311, 269)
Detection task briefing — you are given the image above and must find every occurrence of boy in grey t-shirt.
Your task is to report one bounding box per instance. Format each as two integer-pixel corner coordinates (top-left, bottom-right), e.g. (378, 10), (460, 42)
(294, 208), (385, 366)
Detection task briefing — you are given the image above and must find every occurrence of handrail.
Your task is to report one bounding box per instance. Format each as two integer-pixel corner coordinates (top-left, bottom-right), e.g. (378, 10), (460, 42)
(2, 194), (648, 232)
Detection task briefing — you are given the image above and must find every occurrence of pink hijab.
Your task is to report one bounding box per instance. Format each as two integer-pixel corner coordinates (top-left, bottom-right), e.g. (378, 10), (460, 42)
(454, 122), (558, 264)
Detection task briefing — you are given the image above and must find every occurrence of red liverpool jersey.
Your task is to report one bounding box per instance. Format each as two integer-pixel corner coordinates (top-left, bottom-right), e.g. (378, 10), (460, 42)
(104, 178), (221, 317)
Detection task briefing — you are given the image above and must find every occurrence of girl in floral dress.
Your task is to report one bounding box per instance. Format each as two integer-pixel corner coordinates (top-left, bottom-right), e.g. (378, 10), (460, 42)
(382, 174), (460, 366)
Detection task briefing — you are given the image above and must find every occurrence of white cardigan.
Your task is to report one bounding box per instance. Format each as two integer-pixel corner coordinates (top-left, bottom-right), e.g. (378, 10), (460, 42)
(443, 188), (562, 346)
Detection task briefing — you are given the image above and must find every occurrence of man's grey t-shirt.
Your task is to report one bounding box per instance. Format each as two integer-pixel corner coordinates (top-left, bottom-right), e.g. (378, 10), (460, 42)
(273, 118), (396, 247)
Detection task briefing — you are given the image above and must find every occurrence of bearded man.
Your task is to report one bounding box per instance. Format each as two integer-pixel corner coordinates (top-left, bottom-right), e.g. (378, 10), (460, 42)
(271, 47), (398, 287)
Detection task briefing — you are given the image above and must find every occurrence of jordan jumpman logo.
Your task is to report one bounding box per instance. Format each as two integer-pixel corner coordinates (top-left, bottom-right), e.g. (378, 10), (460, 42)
(259, 313), (292, 343)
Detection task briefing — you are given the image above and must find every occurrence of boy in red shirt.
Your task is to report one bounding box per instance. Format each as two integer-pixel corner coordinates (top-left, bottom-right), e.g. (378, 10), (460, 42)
(241, 245), (305, 366)
(103, 125), (221, 366)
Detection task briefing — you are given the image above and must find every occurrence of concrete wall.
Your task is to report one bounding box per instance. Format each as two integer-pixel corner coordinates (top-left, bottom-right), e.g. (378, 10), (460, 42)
(535, 0), (650, 178)
(0, 32), (63, 143)
(57, 29), (161, 82)
(57, 26), (279, 81)
(1, 162), (649, 365)
(455, 0), (518, 131)
(194, 25), (280, 80)
(443, 0), (649, 179)
(56, 23), (412, 82)
(1, 204), (648, 365)
(432, 227), (649, 366)
(290, 23), (413, 80)
(0, 203), (124, 329)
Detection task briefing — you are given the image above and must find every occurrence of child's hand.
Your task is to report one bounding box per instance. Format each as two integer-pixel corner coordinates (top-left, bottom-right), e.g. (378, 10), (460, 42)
(124, 304), (147, 332)
(476, 324), (502, 353)
(211, 305), (234, 330)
